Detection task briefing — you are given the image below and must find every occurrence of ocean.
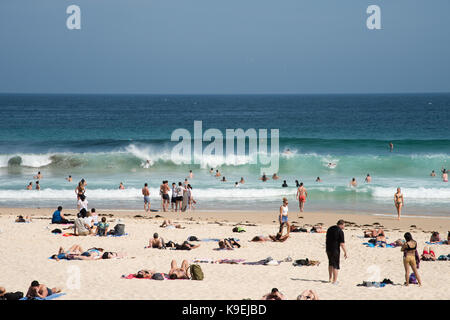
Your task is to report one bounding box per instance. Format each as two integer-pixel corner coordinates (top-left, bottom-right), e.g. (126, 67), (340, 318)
(0, 93), (449, 216)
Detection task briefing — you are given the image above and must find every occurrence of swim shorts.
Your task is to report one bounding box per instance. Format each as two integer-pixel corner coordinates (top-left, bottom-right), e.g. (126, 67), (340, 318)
(162, 194), (169, 200)
(144, 196), (150, 204)
(299, 195), (306, 202)
(326, 250), (340, 269)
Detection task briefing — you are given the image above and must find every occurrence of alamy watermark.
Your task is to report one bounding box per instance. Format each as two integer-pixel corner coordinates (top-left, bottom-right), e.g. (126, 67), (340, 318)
(171, 121), (279, 174)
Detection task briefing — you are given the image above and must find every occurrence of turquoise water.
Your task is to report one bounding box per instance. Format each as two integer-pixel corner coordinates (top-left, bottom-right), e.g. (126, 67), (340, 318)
(0, 93), (449, 215)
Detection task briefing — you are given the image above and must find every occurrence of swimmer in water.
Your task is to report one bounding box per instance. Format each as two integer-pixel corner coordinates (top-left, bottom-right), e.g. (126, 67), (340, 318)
(394, 187), (404, 220)
(365, 174), (372, 183)
(210, 168), (214, 174)
(34, 171), (42, 180)
(281, 180), (288, 188)
(442, 168), (448, 182)
(272, 173), (280, 180)
(283, 148), (292, 155)
(119, 182), (125, 190)
(295, 180), (300, 187)
(389, 142), (394, 152)
(215, 170), (221, 177)
(296, 183), (307, 213)
(221, 176), (227, 182)
(66, 175), (72, 182)
(239, 177), (245, 184)
(327, 163), (336, 169)
(259, 173), (269, 182)
(189, 170), (193, 179)
(315, 177), (322, 183)
(430, 170), (436, 177)
(235, 182), (239, 188)
(35, 181), (41, 190)
(26, 182), (33, 190)
(350, 178), (357, 187)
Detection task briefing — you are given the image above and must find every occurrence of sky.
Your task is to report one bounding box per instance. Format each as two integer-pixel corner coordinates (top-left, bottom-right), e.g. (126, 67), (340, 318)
(0, 0), (449, 94)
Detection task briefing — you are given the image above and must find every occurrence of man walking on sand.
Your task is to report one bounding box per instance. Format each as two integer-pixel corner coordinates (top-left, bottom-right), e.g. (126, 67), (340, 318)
(326, 220), (348, 284)
(142, 183), (150, 212)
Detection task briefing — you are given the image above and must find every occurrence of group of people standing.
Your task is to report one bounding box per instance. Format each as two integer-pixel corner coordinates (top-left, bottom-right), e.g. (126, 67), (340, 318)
(141, 179), (195, 213)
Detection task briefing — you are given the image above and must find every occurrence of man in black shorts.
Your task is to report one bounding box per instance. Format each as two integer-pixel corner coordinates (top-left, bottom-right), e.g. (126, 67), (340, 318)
(325, 219), (348, 284)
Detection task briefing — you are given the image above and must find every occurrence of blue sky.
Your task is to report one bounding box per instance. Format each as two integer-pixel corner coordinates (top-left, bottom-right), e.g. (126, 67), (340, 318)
(0, 0), (449, 94)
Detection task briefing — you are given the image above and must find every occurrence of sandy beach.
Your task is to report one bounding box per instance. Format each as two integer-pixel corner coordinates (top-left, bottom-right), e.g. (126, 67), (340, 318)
(1, 207), (449, 300)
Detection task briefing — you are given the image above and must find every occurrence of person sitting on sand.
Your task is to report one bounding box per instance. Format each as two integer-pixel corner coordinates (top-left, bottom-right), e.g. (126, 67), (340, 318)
(364, 228), (385, 238)
(297, 289), (319, 300)
(74, 214), (92, 236)
(443, 231), (450, 245)
(218, 238), (241, 249)
(169, 259), (191, 279)
(15, 215), (32, 223)
(50, 245), (85, 260)
(262, 288), (286, 300)
(149, 233), (165, 249)
(52, 206), (70, 224)
(430, 232), (441, 243)
(26, 281), (61, 299)
(96, 217), (109, 236)
(269, 232), (289, 242)
(160, 219), (184, 229)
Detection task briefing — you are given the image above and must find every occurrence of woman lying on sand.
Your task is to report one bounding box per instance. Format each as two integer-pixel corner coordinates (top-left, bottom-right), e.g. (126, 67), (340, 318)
(421, 246), (436, 261)
(50, 246), (125, 260)
(165, 240), (200, 250)
(26, 281), (61, 299)
(169, 259), (190, 279)
(218, 238), (241, 249)
(364, 228), (385, 238)
(297, 289), (319, 300)
(15, 215), (32, 223)
(50, 245), (85, 260)
(133, 269), (156, 279)
(262, 288), (286, 300)
(251, 232), (289, 242)
(160, 219), (184, 229)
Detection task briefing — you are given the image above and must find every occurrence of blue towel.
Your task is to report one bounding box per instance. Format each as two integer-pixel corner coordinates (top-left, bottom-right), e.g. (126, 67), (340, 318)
(425, 241), (444, 245)
(20, 293), (66, 300)
(363, 242), (394, 248)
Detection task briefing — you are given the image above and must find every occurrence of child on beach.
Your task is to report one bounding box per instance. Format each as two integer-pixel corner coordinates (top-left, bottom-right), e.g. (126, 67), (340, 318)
(96, 217), (109, 236)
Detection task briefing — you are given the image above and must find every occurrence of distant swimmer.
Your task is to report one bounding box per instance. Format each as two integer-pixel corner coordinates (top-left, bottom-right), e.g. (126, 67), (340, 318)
(259, 173), (269, 182)
(283, 148), (292, 155)
(26, 182), (33, 190)
(327, 163), (337, 169)
(282, 180), (288, 188)
(350, 178), (357, 187)
(394, 187), (404, 220)
(143, 160), (151, 169)
(442, 169), (448, 182)
(189, 170), (194, 179)
(430, 170), (436, 177)
(235, 182), (239, 188)
(389, 142), (394, 152)
(35, 181), (40, 190)
(215, 170), (221, 177)
(221, 176), (227, 182)
(316, 177), (322, 183)
(295, 180), (300, 187)
(365, 174), (372, 183)
(272, 173), (280, 180)
(66, 175), (72, 182)
(119, 182), (125, 190)
(210, 168), (214, 174)
(34, 171), (42, 180)
(142, 183), (150, 212)
(239, 177), (245, 184)
(296, 183), (307, 213)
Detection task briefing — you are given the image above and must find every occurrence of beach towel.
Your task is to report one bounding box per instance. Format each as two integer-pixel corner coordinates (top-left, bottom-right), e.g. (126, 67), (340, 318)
(425, 241), (445, 245)
(437, 254), (450, 261)
(20, 293), (66, 300)
(362, 242), (394, 248)
(243, 257), (280, 266)
(216, 259), (246, 264)
(98, 233), (128, 237)
(357, 281), (386, 288)
(121, 273), (166, 280)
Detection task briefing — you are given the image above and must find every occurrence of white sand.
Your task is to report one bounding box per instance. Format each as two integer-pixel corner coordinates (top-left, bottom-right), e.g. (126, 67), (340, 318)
(0, 210), (449, 300)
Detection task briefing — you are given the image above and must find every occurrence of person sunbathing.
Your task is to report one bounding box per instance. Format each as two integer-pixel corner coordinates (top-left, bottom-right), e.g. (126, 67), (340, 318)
(50, 244), (85, 260)
(165, 240), (200, 250)
(310, 225), (326, 233)
(68, 247), (105, 260)
(269, 232), (289, 242)
(297, 289), (319, 300)
(218, 238), (241, 249)
(421, 246), (436, 261)
(15, 215), (32, 223)
(160, 219), (184, 229)
(26, 281), (61, 299)
(133, 269), (156, 279)
(262, 288), (286, 300)
(364, 228), (385, 238)
(430, 232), (441, 243)
(250, 235), (270, 242)
(169, 259), (190, 279)
(444, 231), (450, 244)
(148, 233), (165, 249)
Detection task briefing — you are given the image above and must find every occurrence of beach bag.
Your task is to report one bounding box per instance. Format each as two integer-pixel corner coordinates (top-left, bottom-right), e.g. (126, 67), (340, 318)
(152, 273), (164, 281)
(409, 273), (418, 284)
(51, 228), (62, 234)
(232, 227), (246, 233)
(114, 224), (125, 236)
(188, 236), (199, 241)
(295, 259), (309, 266)
(3, 291), (23, 300)
(189, 264), (204, 280)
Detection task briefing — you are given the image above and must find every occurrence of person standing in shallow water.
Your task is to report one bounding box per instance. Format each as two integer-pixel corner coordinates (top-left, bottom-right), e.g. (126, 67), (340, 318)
(394, 187), (404, 220)
(296, 182), (307, 214)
